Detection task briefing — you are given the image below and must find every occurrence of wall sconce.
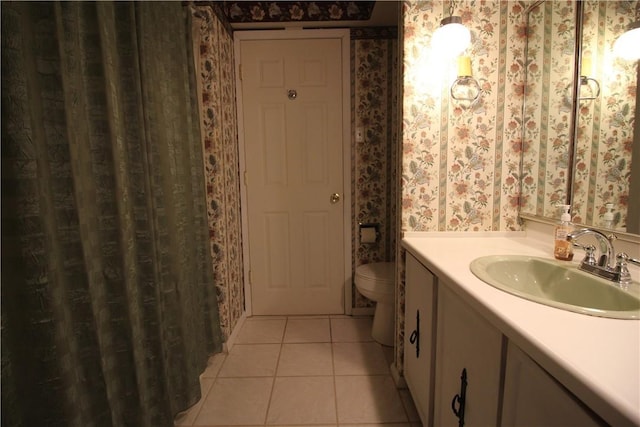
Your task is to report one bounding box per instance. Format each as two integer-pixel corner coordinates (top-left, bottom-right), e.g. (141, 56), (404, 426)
(613, 1), (640, 61)
(450, 56), (481, 107)
(613, 20), (640, 61)
(431, 1), (471, 57)
(578, 55), (600, 101)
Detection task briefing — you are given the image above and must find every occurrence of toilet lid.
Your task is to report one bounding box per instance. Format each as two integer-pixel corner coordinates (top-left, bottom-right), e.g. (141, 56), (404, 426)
(355, 262), (395, 286)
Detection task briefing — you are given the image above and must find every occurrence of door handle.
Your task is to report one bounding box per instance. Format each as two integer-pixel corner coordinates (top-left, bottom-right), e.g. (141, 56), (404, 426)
(330, 193), (341, 204)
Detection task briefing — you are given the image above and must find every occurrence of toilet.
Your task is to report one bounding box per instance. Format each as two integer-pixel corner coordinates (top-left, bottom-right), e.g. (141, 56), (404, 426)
(354, 262), (395, 346)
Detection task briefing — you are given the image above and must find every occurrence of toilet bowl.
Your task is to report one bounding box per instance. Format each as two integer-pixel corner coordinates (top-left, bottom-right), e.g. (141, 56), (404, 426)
(355, 262), (395, 346)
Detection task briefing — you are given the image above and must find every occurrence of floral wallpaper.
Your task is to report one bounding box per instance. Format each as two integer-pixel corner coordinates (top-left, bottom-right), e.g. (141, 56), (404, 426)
(194, 7), (244, 341)
(397, 0), (530, 373)
(352, 31), (399, 309)
(520, 1), (577, 219)
(224, 1), (375, 23)
(402, 1), (525, 233)
(572, 0), (636, 230)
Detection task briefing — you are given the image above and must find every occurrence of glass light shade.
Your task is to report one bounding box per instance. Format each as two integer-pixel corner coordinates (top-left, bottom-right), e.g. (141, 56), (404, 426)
(432, 16), (471, 57)
(451, 76), (481, 109)
(578, 76), (600, 101)
(613, 23), (640, 61)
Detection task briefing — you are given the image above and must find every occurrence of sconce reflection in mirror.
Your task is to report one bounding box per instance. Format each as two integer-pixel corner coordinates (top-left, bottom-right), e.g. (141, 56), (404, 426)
(578, 55), (600, 101)
(450, 56), (481, 109)
(613, 5), (640, 61)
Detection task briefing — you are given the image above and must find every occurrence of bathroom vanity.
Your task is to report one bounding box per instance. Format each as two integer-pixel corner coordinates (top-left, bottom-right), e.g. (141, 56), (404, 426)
(402, 232), (640, 427)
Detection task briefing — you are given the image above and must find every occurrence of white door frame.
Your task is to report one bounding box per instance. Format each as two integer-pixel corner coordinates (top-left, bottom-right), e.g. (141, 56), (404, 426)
(234, 29), (352, 316)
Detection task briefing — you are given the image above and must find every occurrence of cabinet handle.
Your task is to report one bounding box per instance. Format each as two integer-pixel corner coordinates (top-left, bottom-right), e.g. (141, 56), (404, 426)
(451, 368), (467, 427)
(409, 310), (420, 358)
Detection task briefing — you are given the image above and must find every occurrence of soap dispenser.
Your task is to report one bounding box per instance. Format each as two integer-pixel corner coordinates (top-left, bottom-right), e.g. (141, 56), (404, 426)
(554, 204), (574, 261)
(602, 203), (614, 229)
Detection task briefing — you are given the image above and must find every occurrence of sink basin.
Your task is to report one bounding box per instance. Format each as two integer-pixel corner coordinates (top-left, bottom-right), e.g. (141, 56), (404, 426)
(470, 255), (640, 319)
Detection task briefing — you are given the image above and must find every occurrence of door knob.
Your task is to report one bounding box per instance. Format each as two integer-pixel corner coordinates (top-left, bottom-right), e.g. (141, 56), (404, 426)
(330, 193), (341, 204)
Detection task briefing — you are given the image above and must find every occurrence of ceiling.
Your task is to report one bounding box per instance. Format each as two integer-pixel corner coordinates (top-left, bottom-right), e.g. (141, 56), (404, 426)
(225, 1), (400, 30)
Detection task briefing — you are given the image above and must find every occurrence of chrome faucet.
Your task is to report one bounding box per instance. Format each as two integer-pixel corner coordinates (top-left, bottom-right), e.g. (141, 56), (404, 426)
(567, 228), (615, 269)
(566, 228), (631, 284)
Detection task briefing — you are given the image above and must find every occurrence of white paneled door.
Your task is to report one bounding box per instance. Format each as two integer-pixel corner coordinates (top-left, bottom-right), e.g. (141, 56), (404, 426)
(237, 32), (348, 315)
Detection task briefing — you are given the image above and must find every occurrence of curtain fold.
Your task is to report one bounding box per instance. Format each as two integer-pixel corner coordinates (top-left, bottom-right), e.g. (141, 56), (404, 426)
(1, 2), (223, 426)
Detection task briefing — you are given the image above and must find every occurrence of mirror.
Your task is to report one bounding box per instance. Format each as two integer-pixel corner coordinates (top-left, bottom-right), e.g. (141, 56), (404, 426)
(520, 0), (577, 220)
(521, 0), (639, 236)
(571, 0), (638, 234)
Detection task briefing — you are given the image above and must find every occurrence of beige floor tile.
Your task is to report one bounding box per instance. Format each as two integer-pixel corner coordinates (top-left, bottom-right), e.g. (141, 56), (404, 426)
(277, 343), (333, 376)
(333, 342), (390, 375)
(194, 377), (273, 426)
(177, 315), (412, 427)
(236, 318), (286, 344)
(219, 344), (281, 377)
(174, 377), (214, 426)
(266, 376), (337, 425)
(287, 315), (330, 319)
(330, 317), (374, 342)
(249, 315), (288, 320)
(382, 344), (395, 364)
(335, 375), (408, 424)
(341, 424), (414, 427)
(283, 318), (331, 343)
(201, 353), (226, 379)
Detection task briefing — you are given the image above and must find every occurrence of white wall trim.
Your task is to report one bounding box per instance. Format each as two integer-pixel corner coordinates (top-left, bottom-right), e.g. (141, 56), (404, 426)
(234, 33), (251, 317)
(390, 361), (407, 388)
(222, 311), (247, 354)
(234, 28), (352, 316)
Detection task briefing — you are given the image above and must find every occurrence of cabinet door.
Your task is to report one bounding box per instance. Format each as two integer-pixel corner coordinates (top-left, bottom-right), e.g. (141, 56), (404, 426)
(502, 341), (605, 427)
(433, 285), (504, 427)
(404, 253), (437, 426)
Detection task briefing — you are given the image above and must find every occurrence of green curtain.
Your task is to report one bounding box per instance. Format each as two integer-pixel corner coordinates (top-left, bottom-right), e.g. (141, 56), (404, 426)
(1, 2), (223, 426)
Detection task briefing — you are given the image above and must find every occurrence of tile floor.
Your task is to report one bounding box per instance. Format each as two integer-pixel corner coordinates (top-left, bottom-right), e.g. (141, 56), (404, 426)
(175, 315), (422, 427)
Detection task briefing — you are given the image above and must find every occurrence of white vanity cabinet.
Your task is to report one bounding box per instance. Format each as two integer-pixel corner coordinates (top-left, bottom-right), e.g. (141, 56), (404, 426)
(403, 264), (603, 427)
(403, 253), (437, 426)
(402, 236), (639, 427)
(502, 341), (605, 427)
(404, 253), (503, 427)
(433, 284), (504, 427)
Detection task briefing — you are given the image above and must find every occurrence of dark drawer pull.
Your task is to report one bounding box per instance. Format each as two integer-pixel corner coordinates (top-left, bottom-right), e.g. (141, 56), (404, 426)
(409, 310), (420, 358)
(451, 368), (467, 427)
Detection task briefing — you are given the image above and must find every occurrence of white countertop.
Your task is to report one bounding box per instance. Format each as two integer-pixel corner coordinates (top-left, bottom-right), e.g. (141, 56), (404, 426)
(402, 231), (640, 427)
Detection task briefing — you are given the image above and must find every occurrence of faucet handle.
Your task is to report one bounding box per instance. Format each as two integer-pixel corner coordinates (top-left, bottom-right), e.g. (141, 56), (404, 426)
(616, 252), (640, 266)
(615, 253), (633, 286)
(572, 243), (597, 265)
(624, 254), (640, 267)
(583, 245), (597, 265)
